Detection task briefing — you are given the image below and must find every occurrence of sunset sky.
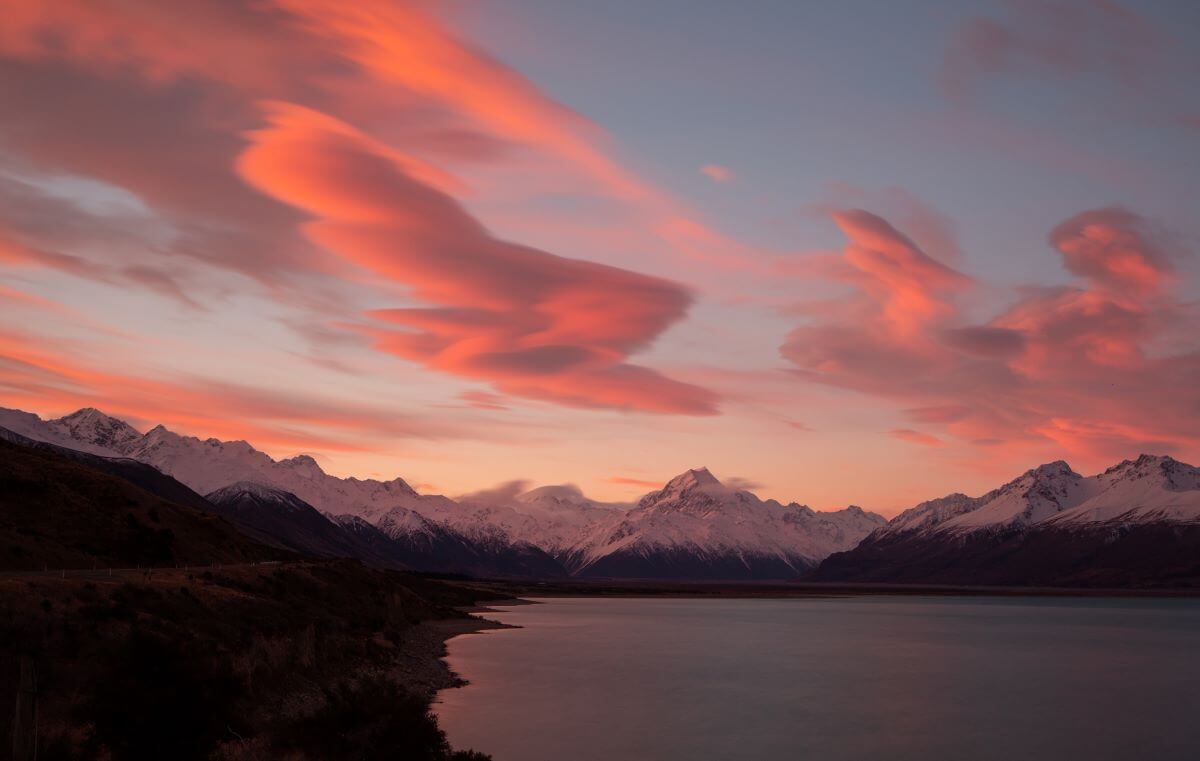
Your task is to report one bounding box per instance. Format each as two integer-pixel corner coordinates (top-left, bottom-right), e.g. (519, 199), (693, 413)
(1, 0), (1198, 514)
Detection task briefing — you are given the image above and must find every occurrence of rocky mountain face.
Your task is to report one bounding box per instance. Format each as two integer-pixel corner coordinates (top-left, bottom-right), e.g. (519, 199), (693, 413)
(2, 407), (887, 580)
(812, 455), (1200, 586)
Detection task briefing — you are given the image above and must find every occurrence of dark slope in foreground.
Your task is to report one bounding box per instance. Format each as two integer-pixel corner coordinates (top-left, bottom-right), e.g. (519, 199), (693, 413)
(810, 523), (1200, 587)
(0, 435), (281, 570)
(0, 430), (497, 759)
(0, 425), (215, 512)
(1, 562), (496, 760)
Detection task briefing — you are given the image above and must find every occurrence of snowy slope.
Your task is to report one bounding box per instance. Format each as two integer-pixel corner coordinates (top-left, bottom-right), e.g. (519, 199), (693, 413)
(5, 407), (607, 564)
(813, 454), (1200, 586)
(11, 407), (884, 578)
(563, 468), (885, 578)
(31, 409), (442, 523)
(451, 483), (627, 555)
(0, 407), (121, 456)
(52, 408), (143, 451)
(873, 455), (1200, 539)
(1048, 455), (1200, 525)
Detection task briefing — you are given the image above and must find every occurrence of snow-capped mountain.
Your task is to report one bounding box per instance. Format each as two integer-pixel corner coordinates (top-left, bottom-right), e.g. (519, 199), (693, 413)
(22, 404), (1197, 586)
(3, 406), (627, 561)
(2, 406), (889, 580)
(872, 456), (1200, 539)
(371, 505), (567, 578)
(2, 407), (568, 576)
(562, 468), (885, 580)
(52, 407), (143, 451)
(876, 460), (1087, 537)
(0, 407), (121, 456)
(813, 455), (1200, 586)
(450, 483), (626, 556)
(13, 407), (447, 522)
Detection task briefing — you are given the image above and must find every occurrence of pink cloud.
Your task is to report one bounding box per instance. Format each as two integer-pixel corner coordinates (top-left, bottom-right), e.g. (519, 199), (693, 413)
(1049, 207), (1172, 296)
(236, 104), (718, 415)
(782, 206), (1200, 471)
(700, 164), (733, 183)
(457, 390), (511, 411)
(830, 209), (970, 334)
(0, 0), (746, 415)
(812, 184), (965, 266)
(889, 429), (944, 448)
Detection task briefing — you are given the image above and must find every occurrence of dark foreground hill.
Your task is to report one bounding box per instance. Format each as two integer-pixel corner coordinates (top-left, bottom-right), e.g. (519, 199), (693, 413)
(0, 437), (499, 760)
(0, 435), (281, 571)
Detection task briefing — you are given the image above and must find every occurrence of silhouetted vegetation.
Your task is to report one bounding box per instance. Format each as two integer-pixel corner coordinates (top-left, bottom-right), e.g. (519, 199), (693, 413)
(1, 562), (496, 759)
(0, 439), (498, 759)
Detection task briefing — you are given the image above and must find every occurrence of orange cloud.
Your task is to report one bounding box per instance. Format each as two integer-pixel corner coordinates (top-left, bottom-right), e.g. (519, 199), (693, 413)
(236, 104), (718, 415)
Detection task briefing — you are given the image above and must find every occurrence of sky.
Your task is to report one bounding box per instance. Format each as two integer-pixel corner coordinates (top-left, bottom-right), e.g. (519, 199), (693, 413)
(0, 0), (1198, 515)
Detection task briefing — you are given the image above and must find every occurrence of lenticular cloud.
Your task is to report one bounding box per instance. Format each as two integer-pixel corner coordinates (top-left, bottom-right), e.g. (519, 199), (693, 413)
(237, 104), (718, 415)
(782, 206), (1200, 466)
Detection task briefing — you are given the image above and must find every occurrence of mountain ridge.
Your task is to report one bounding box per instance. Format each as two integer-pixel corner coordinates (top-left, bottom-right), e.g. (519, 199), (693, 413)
(11, 404), (1199, 585)
(812, 453), (1200, 586)
(2, 406), (887, 580)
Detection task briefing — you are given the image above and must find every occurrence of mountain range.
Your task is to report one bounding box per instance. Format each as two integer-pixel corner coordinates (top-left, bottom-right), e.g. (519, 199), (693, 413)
(4, 405), (1199, 586)
(812, 456), (1200, 586)
(0, 406), (883, 580)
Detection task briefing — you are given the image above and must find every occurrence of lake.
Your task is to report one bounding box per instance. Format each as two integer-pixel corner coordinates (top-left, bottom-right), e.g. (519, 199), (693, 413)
(435, 595), (1200, 761)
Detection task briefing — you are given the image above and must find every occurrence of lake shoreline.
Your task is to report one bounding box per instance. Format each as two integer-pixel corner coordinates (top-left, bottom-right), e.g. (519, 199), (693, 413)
(421, 598), (530, 697)
(451, 578), (1200, 600)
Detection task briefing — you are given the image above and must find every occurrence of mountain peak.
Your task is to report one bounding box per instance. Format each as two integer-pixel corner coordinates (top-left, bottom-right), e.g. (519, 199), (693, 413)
(666, 467), (721, 490)
(638, 468), (726, 509)
(52, 407), (142, 450)
(280, 454), (325, 479)
(60, 406), (102, 419)
(1031, 460), (1075, 476)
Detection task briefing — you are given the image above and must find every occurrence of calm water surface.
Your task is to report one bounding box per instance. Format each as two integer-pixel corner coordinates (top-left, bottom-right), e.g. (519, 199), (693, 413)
(435, 596), (1200, 761)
